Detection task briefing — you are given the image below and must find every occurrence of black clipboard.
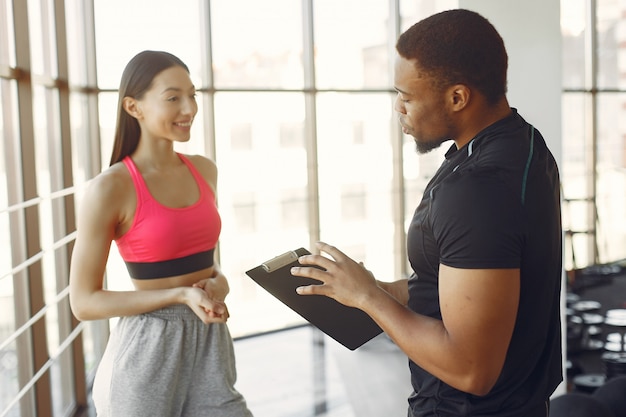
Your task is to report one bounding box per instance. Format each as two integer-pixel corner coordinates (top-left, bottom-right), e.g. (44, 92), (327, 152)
(245, 247), (382, 350)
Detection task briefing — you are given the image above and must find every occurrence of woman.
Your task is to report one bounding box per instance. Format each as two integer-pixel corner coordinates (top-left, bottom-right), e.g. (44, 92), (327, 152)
(69, 50), (252, 417)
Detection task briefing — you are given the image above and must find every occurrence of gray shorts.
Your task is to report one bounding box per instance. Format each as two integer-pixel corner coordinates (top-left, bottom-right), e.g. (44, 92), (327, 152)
(92, 304), (252, 417)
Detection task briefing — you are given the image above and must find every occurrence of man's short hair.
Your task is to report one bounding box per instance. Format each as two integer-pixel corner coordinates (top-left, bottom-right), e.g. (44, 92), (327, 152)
(396, 9), (508, 105)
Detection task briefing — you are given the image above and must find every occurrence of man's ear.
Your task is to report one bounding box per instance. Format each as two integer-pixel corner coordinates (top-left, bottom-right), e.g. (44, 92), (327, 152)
(449, 84), (470, 112)
(122, 97), (142, 120)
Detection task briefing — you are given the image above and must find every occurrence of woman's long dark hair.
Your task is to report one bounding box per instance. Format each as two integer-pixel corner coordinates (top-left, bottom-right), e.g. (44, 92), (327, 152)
(109, 51), (190, 166)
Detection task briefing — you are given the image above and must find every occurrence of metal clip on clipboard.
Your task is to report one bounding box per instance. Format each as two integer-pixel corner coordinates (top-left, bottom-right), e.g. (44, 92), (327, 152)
(262, 250), (300, 273)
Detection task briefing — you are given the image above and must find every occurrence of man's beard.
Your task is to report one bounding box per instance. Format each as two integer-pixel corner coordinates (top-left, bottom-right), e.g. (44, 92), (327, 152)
(415, 136), (449, 154)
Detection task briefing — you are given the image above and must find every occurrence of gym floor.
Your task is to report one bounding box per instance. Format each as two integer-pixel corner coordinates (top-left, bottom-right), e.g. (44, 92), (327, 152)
(234, 325), (410, 417)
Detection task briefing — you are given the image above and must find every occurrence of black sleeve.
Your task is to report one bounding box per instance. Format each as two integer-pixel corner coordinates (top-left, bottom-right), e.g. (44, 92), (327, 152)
(430, 172), (524, 270)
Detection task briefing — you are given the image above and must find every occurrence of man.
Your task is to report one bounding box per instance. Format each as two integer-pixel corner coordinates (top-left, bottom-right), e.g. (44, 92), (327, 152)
(291, 9), (563, 417)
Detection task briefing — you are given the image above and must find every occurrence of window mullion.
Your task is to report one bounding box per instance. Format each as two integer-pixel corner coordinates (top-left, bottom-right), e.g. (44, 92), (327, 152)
(584, 0), (599, 264)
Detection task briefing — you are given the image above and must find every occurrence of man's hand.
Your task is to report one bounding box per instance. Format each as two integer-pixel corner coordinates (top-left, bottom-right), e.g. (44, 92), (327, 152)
(290, 241), (381, 310)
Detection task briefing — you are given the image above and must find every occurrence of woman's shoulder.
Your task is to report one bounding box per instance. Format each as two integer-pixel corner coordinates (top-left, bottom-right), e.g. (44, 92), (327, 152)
(182, 154), (218, 188)
(183, 153), (216, 170)
(81, 162), (134, 207)
(75, 163), (135, 231)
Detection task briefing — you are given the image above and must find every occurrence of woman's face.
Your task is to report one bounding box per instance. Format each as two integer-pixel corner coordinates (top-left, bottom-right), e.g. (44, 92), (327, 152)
(133, 65), (198, 144)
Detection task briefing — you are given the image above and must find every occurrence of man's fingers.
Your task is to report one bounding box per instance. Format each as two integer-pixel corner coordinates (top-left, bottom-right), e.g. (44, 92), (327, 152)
(315, 241), (347, 261)
(296, 283), (326, 296)
(296, 253), (333, 272)
(292, 241), (354, 297)
(291, 262), (328, 282)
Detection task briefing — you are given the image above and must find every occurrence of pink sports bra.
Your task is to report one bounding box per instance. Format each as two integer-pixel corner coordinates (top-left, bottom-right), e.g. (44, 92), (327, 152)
(115, 154), (221, 279)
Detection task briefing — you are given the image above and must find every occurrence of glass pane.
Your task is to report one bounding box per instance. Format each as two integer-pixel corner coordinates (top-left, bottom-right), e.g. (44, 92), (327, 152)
(0, 80), (13, 212)
(32, 85), (52, 196)
(0, 339), (20, 417)
(98, 92), (117, 169)
(214, 92), (309, 337)
(81, 322), (97, 375)
(211, 0), (303, 88)
(317, 93), (395, 276)
(561, 0), (587, 89)
(0, 80), (19, 417)
(314, 0), (389, 89)
(0, 0), (15, 67)
(31, 86), (56, 315)
(0, 79), (17, 358)
(27, 0), (58, 78)
(69, 93), (96, 185)
(596, 93), (626, 263)
(93, 0), (202, 89)
(65, 0), (91, 86)
(50, 350), (74, 416)
(0, 212), (18, 416)
(596, 0), (624, 89)
(33, 81), (74, 417)
(561, 93), (590, 199)
(561, 92), (594, 270)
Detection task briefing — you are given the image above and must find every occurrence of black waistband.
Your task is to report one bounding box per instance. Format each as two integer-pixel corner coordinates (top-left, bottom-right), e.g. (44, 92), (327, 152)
(125, 249), (215, 279)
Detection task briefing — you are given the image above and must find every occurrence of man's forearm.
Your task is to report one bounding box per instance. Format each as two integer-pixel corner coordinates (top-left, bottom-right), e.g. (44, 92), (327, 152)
(377, 279), (409, 306)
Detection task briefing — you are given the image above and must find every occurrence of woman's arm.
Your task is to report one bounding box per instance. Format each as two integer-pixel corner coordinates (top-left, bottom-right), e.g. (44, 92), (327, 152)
(69, 170), (227, 323)
(193, 263), (230, 301)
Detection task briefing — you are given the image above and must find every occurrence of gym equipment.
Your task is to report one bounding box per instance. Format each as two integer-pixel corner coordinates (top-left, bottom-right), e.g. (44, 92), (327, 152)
(592, 375), (626, 417)
(549, 392), (615, 417)
(572, 373), (606, 393)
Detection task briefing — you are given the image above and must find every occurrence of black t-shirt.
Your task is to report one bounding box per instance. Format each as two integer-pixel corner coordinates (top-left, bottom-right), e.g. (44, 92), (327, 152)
(406, 110), (563, 416)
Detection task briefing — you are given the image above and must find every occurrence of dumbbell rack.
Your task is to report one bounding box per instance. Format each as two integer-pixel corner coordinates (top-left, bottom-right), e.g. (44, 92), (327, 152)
(565, 259), (626, 394)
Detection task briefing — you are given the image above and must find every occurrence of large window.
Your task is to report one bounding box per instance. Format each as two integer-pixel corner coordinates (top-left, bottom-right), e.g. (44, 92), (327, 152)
(561, 0), (626, 270)
(91, 0), (430, 338)
(0, 1), (93, 415)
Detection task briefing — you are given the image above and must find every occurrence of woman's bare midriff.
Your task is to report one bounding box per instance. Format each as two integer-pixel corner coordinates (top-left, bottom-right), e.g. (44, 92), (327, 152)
(131, 266), (215, 290)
